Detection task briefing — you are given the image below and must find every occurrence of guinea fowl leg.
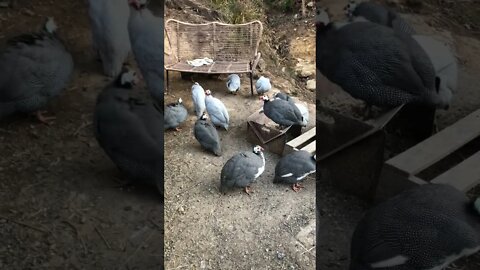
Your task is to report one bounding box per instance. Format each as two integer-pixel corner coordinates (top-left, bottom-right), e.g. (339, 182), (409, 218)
(292, 183), (304, 192)
(35, 110), (56, 125)
(175, 127), (182, 131)
(244, 186), (254, 195)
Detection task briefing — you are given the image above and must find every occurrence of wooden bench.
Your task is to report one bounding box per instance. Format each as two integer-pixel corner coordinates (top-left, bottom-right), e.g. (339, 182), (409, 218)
(283, 127), (316, 156)
(164, 19), (263, 95)
(375, 108), (480, 202)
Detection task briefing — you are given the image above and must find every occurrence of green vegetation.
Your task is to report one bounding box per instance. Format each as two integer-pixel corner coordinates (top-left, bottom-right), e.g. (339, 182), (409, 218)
(209, 0), (263, 24)
(209, 0), (300, 23)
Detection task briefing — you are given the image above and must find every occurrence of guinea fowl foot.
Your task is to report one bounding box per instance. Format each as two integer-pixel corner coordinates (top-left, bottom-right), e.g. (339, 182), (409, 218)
(292, 183), (304, 192)
(244, 186), (254, 195)
(174, 127), (182, 131)
(35, 110), (56, 125)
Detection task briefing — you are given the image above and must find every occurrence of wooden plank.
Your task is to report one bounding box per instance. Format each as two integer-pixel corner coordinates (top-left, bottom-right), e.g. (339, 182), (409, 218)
(387, 109), (480, 174)
(431, 150), (480, 191)
(286, 128), (316, 148)
(301, 140), (316, 154)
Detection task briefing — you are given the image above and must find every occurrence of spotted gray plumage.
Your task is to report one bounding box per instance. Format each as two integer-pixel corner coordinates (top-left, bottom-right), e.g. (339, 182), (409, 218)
(350, 184), (480, 270)
(346, 1), (416, 35)
(220, 146), (265, 193)
(274, 150), (316, 184)
(128, 0), (164, 106)
(93, 66), (163, 195)
(164, 99), (187, 130)
(317, 21), (448, 109)
(194, 113), (222, 156)
(273, 91), (296, 104)
(87, 0), (131, 77)
(0, 18), (74, 119)
(261, 96), (303, 127)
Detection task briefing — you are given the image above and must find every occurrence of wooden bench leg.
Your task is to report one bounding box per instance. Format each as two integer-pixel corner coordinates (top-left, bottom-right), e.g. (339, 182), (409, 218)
(250, 72), (254, 96)
(166, 70), (169, 93)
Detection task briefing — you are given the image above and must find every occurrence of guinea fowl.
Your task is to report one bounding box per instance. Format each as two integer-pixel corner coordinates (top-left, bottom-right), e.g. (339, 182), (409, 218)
(350, 184), (480, 270)
(93, 65), (163, 195)
(87, 0), (131, 77)
(0, 17), (74, 124)
(273, 92), (309, 126)
(260, 95), (304, 128)
(344, 0), (416, 35)
(317, 20), (452, 110)
(274, 150), (316, 192)
(191, 82), (206, 118)
(164, 98), (187, 131)
(220, 145), (265, 195)
(194, 112), (222, 156)
(255, 76), (271, 95)
(205, 89), (229, 131)
(128, 0), (164, 106)
(226, 74), (241, 94)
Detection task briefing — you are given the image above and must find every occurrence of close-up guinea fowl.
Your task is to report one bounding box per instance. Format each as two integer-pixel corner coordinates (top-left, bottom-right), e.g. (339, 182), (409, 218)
(226, 74), (241, 94)
(344, 0), (416, 35)
(191, 82), (206, 118)
(164, 98), (188, 131)
(0, 17), (74, 124)
(220, 145), (265, 195)
(87, 0), (131, 77)
(317, 20), (452, 110)
(350, 184), (480, 270)
(205, 89), (229, 131)
(93, 65), (164, 196)
(273, 150), (316, 192)
(128, 0), (164, 106)
(255, 76), (271, 95)
(261, 95), (304, 128)
(194, 112), (222, 156)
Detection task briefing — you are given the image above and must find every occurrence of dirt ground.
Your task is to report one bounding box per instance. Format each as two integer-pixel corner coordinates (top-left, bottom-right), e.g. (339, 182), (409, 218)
(317, 0), (480, 269)
(164, 1), (317, 269)
(0, 1), (164, 269)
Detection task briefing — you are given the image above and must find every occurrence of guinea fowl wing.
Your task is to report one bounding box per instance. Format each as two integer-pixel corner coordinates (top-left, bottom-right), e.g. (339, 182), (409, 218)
(352, 184), (480, 269)
(195, 121), (219, 147)
(0, 38), (73, 102)
(95, 95), (163, 163)
(326, 23), (432, 101)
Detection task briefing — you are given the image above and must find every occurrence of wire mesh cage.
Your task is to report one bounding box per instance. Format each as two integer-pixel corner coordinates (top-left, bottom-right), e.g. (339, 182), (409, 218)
(164, 19), (263, 73)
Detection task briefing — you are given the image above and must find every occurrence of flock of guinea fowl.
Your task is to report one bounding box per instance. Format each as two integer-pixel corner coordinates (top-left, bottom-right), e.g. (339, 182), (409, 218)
(318, 1), (480, 270)
(1, 0), (480, 269)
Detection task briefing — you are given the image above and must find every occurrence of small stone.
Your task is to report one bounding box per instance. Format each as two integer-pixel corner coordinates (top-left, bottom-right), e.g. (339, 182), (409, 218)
(277, 251), (285, 260)
(178, 206), (185, 214)
(200, 260), (206, 269)
(307, 1), (314, 8)
(306, 79), (316, 90)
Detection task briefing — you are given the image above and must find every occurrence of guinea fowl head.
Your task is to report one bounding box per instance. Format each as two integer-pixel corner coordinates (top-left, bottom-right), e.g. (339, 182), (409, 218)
(205, 89), (212, 96)
(200, 112), (208, 120)
(429, 76), (452, 110)
(128, 0), (148, 10)
(316, 7), (331, 29)
(343, 0), (357, 17)
(253, 145), (264, 154)
(116, 65), (137, 89)
(177, 98), (183, 104)
(43, 17), (58, 35)
(259, 95), (270, 102)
